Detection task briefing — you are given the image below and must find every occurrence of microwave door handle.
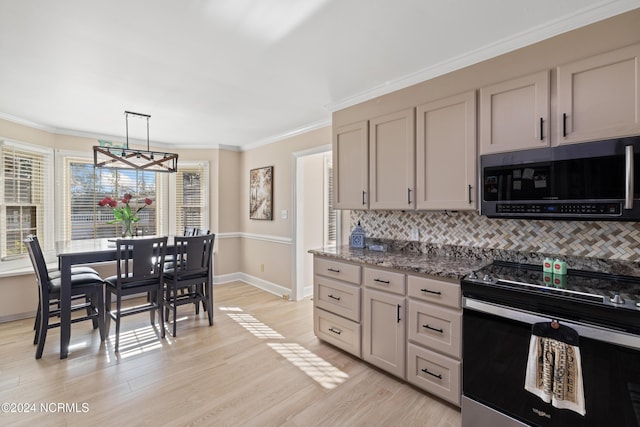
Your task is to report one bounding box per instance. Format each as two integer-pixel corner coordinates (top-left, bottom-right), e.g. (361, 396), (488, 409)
(625, 145), (634, 210)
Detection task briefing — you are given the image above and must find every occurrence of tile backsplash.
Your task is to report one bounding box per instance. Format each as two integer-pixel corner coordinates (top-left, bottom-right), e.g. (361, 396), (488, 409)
(350, 210), (640, 262)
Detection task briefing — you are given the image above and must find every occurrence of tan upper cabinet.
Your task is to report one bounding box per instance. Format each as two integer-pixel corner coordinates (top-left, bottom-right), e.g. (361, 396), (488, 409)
(369, 108), (416, 210)
(557, 43), (640, 145)
(333, 121), (369, 209)
(416, 91), (477, 210)
(480, 70), (550, 154)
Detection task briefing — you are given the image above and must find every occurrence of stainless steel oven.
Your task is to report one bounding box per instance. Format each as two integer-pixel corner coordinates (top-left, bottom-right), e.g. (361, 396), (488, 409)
(461, 262), (640, 426)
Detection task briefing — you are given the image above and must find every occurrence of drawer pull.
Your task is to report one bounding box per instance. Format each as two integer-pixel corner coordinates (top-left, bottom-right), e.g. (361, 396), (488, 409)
(328, 327), (342, 335)
(423, 324), (444, 333)
(374, 278), (390, 284)
(420, 288), (441, 295)
(327, 268), (341, 273)
(328, 294), (341, 301)
(421, 368), (442, 380)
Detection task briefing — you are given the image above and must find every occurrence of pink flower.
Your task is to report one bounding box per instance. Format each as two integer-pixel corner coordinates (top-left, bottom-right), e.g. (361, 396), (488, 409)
(144, 198), (153, 205)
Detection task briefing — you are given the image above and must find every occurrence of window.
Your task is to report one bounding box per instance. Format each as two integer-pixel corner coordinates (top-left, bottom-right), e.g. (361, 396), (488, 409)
(0, 141), (53, 262)
(174, 163), (208, 234)
(66, 158), (158, 240)
(324, 154), (337, 247)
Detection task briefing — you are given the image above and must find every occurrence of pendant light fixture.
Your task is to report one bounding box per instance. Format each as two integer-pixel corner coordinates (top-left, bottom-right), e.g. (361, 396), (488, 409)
(93, 111), (178, 173)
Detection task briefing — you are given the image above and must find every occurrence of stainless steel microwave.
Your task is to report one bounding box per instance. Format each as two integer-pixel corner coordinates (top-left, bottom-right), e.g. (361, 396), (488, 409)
(481, 136), (640, 220)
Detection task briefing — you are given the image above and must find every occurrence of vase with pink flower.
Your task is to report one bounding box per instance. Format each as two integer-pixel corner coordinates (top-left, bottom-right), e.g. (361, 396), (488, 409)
(98, 193), (153, 238)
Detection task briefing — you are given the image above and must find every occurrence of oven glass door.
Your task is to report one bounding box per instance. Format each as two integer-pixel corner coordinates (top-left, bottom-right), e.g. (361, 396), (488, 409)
(463, 307), (640, 427)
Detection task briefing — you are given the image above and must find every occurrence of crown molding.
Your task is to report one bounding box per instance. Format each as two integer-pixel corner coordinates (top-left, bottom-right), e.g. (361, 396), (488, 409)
(239, 117), (331, 151)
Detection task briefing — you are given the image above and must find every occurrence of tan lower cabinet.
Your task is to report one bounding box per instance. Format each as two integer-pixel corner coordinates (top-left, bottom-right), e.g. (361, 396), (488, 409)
(312, 255), (464, 407)
(314, 306), (361, 358)
(406, 274), (462, 406)
(407, 343), (461, 406)
(315, 275), (361, 322)
(408, 300), (461, 359)
(313, 257), (362, 357)
(362, 287), (406, 379)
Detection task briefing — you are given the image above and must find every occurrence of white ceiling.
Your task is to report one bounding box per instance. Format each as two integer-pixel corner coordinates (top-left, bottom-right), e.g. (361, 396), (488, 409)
(0, 0), (638, 150)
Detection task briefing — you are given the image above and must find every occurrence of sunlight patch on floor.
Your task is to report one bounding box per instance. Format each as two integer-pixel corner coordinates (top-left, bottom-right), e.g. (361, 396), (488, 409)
(219, 306), (243, 312)
(220, 305), (348, 389)
(226, 312), (284, 339)
(268, 342), (349, 389)
(112, 325), (163, 358)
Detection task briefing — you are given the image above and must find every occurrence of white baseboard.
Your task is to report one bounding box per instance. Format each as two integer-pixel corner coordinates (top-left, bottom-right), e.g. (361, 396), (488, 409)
(0, 311), (35, 324)
(214, 273), (291, 299)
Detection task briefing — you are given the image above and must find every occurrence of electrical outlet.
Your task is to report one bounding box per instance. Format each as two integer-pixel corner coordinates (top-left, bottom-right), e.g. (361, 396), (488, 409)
(410, 228), (419, 241)
(260, 263), (265, 272)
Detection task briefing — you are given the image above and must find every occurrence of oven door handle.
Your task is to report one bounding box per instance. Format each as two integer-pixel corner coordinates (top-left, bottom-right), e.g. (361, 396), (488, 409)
(463, 297), (640, 350)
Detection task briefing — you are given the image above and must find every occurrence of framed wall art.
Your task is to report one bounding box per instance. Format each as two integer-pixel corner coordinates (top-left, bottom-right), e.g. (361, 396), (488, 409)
(249, 166), (273, 220)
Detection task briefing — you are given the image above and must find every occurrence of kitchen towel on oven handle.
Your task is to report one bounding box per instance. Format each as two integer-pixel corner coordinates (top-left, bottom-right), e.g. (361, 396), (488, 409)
(524, 321), (586, 416)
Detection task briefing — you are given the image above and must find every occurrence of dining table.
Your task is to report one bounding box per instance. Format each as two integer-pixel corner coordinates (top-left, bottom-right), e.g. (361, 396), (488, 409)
(54, 236), (202, 359)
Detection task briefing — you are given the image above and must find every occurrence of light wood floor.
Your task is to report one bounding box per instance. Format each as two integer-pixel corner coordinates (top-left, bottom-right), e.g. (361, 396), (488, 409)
(0, 282), (461, 427)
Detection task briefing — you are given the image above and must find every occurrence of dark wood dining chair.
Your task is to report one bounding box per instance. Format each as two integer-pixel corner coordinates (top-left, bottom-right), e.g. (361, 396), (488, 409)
(28, 235), (100, 338)
(163, 234), (215, 337)
(104, 236), (167, 352)
(23, 235), (105, 359)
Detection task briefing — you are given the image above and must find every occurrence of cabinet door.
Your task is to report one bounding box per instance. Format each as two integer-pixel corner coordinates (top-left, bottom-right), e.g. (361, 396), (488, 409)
(333, 121), (369, 209)
(369, 108), (415, 209)
(480, 70), (550, 154)
(557, 43), (640, 145)
(362, 288), (405, 378)
(416, 91), (477, 210)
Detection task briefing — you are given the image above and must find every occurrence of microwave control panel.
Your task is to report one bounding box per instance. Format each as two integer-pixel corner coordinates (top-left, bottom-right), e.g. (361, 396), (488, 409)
(496, 202), (621, 216)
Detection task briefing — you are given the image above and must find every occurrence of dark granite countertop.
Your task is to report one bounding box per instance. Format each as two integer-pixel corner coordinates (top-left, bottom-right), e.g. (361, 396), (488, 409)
(309, 245), (488, 281)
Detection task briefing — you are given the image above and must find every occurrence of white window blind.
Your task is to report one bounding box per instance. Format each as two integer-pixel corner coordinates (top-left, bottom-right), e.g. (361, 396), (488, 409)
(324, 154), (337, 247)
(175, 164), (208, 234)
(0, 142), (52, 260)
(66, 158), (158, 239)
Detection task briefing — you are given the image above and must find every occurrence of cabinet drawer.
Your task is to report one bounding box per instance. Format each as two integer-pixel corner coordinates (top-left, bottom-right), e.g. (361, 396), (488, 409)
(407, 343), (461, 407)
(315, 257), (361, 285)
(407, 275), (460, 309)
(314, 275), (361, 322)
(408, 300), (461, 358)
(363, 267), (405, 295)
(314, 307), (361, 358)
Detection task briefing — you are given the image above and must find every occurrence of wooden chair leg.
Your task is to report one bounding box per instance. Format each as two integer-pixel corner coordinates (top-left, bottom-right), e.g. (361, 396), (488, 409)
(115, 294), (122, 352)
(206, 281), (213, 327)
(149, 291), (156, 325)
(172, 300), (177, 337)
(159, 290), (165, 339)
(96, 288), (105, 341)
(33, 300), (41, 345)
(35, 301), (49, 359)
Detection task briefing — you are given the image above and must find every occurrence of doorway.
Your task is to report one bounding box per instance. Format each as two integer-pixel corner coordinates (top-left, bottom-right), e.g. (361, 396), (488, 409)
(291, 145), (336, 301)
